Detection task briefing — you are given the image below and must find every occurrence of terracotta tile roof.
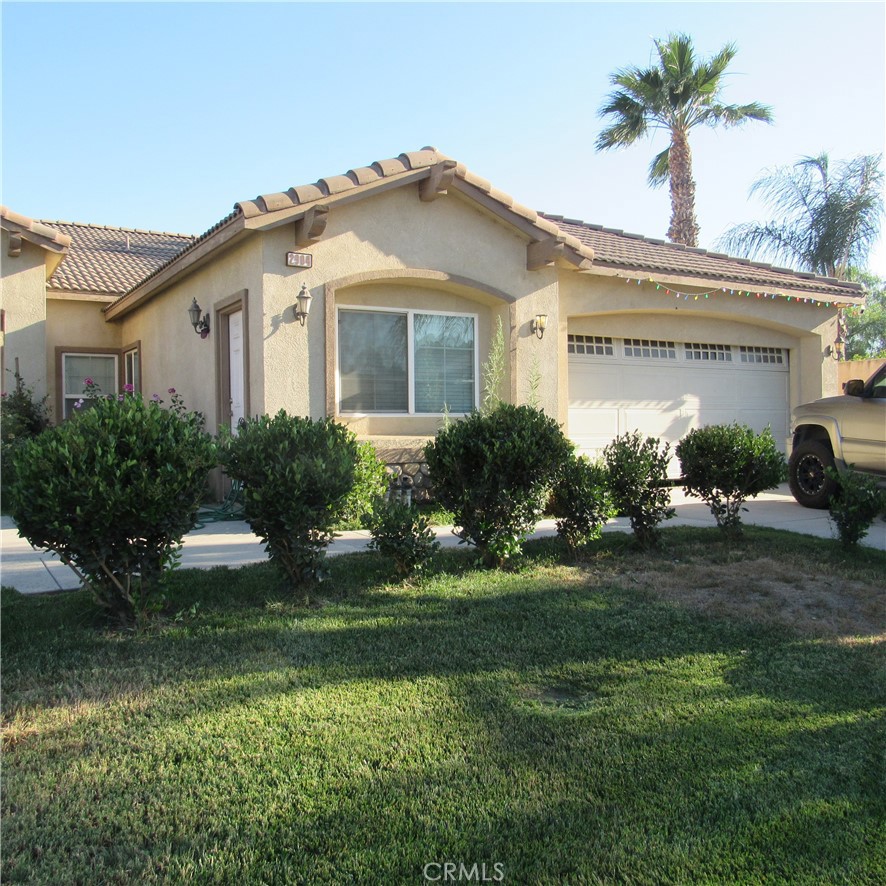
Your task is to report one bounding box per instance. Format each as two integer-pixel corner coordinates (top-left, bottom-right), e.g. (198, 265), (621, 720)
(33, 149), (862, 305)
(541, 214), (863, 300)
(40, 221), (194, 295)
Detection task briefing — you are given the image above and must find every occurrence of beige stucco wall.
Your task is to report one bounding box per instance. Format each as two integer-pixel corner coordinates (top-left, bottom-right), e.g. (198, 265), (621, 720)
(559, 272), (841, 424)
(258, 185), (561, 432)
(116, 237), (264, 432)
(104, 179), (842, 459)
(1, 233), (49, 401)
(45, 296), (122, 419)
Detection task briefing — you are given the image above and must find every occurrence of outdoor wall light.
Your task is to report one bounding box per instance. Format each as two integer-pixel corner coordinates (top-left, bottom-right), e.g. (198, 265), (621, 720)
(188, 298), (210, 338)
(531, 313), (548, 340)
(294, 283), (312, 326)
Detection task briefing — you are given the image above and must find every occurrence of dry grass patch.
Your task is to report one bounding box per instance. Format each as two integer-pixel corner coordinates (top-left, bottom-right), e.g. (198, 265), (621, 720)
(624, 554), (885, 640)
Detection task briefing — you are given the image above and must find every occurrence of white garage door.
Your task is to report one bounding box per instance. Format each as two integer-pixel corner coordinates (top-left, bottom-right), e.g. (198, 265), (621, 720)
(568, 335), (789, 475)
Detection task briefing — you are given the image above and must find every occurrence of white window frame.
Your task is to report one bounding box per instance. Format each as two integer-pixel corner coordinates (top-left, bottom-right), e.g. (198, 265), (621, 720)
(336, 305), (480, 416)
(61, 352), (119, 418)
(124, 347), (140, 392)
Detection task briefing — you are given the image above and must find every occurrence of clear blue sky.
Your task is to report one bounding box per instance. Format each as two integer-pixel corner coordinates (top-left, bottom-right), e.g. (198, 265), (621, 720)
(3, 1), (885, 274)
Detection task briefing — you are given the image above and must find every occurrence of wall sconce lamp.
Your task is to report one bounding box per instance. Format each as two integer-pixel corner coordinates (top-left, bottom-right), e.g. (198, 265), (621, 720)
(294, 283), (312, 326)
(187, 298), (210, 338)
(531, 314), (548, 340)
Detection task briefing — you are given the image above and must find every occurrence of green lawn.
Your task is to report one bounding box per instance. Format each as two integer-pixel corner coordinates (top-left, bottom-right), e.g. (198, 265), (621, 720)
(2, 528), (884, 884)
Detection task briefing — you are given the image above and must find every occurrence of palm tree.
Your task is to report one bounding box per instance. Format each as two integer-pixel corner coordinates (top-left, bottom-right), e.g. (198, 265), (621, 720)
(596, 33), (773, 247)
(717, 153), (884, 280)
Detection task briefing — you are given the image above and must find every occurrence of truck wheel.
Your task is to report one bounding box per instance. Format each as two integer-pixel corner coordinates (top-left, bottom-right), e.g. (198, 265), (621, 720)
(789, 440), (837, 509)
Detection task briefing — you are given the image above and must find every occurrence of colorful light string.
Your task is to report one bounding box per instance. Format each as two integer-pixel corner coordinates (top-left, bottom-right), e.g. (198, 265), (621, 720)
(621, 275), (854, 308)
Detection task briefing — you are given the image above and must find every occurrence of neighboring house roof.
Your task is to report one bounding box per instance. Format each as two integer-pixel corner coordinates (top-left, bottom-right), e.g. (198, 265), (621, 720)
(40, 221), (194, 295)
(543, 215), (862, 300)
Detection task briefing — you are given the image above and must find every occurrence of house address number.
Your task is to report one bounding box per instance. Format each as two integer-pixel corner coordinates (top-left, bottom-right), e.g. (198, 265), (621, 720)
(286, 252), (313, 268)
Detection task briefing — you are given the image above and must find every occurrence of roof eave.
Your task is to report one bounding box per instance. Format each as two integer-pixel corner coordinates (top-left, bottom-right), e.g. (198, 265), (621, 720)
(582, 262), (865, 306)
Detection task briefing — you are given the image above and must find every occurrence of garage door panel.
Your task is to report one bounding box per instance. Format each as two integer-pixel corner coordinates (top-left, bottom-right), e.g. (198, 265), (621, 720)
(568, 337), (789, 470)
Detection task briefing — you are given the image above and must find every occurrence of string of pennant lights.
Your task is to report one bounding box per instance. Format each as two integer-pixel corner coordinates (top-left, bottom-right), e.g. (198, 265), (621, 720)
(621, 275), (852, 309)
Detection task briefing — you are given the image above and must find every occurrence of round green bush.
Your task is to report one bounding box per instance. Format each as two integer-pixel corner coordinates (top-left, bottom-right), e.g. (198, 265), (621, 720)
(7, 393), (216, 625)
(220, 411), (359, 590)
(549, 455), (614, 554)
(424, 403), (574, 567)
(676, 423), (786, 536)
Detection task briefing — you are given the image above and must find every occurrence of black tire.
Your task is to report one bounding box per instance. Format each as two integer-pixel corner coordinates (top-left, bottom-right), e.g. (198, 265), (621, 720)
(789, 440), (837, 509)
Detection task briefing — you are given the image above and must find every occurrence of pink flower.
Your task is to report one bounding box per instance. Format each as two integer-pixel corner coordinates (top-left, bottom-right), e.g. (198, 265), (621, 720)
(123, 383), (134, 393)
(151, 393), (161, 402)
(84, 377), (94, 386)
(168, 388), (176, 394)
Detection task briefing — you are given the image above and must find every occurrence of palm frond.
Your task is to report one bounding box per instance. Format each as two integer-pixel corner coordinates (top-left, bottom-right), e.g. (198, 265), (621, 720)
(647, 148), (670, 188)
(719, 153), (884, 278)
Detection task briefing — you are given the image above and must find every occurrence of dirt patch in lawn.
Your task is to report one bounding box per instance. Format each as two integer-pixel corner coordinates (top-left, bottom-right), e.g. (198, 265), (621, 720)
(625, 556), (885, 641)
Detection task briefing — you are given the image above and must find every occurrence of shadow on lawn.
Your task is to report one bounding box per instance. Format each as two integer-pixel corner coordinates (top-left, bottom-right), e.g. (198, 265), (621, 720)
(4, 554), (884, 727)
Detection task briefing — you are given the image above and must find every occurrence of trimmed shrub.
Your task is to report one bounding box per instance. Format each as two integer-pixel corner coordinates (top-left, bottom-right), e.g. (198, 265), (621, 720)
(1, 371), (51, 498)
(338, 440), (388, 528)
(220, 412), (359, 591)
(677, 423), (786, 537)
(7, 392), (216, 626)
(549, 455), (614, 554)
(369, 501), (440, 578)
(424, 403), (574, 567)
(826, 466), (886, 548)
(603, 431), (675, 548)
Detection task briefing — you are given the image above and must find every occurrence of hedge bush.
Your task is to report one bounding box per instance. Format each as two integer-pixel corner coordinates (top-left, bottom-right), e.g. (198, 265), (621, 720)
(677, 423), (786, 537)
(549, 455), (614, 554)
(7, 392), (216, 626)
(338, 441), (388, 529)
(424, 403), (574, 567)
(369, 501), (440, 578)
(1, 371), (51, 498)
(826, 466), (886, 548)
(603, 432), (675, 548)
(220, 412), (359, 591)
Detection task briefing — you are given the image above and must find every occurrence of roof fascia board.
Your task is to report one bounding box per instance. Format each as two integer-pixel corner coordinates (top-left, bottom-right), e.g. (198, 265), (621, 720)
(48, 290), (119, 303)
(104, 215), (248, 320)
(580, 264), (864, 305)
(449, 179), (542, 241)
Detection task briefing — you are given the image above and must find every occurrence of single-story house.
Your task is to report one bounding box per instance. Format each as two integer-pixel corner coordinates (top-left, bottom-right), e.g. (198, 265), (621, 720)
(1, 147), (865, 489)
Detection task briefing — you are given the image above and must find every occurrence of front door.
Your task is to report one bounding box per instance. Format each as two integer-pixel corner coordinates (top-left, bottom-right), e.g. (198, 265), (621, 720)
(228, 309), (245, 428)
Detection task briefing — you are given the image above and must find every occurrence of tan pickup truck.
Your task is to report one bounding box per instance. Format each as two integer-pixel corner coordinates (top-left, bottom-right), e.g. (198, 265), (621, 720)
(788, 363), (886, 508)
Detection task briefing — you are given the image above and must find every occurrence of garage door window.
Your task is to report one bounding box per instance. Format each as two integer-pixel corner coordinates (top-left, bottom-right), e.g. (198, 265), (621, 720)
(624, 339), (677, 359)
(568, 334), (614, 356)
(739, 346), (785, 365)
(685, 343), (733, 362)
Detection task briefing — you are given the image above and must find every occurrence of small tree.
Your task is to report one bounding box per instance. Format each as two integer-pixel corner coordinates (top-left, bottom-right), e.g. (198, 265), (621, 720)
(220, 412), (359, 592)
(603, 432), (675, 548)
(7, 391), (216, 626)
(549, 455), (614, 555)
(826, 466), (886, 548)
(424, 403), (573, 567)
(677, 424), (786, 537)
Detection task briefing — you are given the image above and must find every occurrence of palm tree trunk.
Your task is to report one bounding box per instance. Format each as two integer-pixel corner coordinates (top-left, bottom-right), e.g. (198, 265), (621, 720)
(667, 129), (700, 247)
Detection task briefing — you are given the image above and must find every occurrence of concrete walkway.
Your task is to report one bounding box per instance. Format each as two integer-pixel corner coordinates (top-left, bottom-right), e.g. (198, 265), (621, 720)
(2, 484), (883, 596)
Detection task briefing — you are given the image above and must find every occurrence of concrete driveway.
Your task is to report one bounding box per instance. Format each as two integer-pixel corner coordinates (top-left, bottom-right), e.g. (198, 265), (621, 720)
(2, 484), (883, 596)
